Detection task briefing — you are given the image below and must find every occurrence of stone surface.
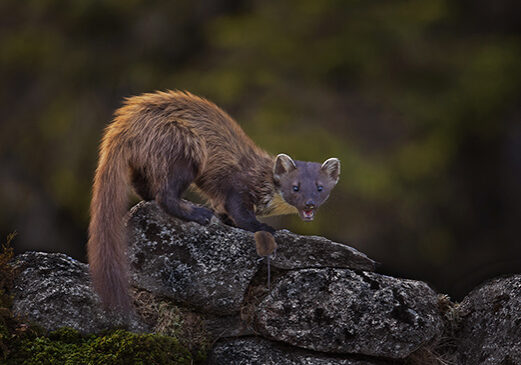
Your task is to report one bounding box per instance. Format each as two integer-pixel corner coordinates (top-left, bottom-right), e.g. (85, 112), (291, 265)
(203, 314), (254, 339)
(11, 203), (462, 362)
(127, 202), (260, 315)
(12, 252), (144, 334)
(455, 275), (521, 365)
(272, 230), (375, 271)
(208, 337), (393, 365)
(126, 201), (376, 315)
(253, 268), (443, 359)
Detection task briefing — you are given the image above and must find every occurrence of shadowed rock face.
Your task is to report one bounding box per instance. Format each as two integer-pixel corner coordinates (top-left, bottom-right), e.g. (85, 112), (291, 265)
(208, 337), (394, 365)
(455, 275), (521, 365)
(12, 201), (518, 363)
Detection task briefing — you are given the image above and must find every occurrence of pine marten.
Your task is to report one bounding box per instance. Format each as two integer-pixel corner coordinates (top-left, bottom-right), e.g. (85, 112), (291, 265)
(88, 90), (341, 310)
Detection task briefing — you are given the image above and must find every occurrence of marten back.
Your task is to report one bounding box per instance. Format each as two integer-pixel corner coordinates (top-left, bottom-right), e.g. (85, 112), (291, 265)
(88, 90), (272, 309)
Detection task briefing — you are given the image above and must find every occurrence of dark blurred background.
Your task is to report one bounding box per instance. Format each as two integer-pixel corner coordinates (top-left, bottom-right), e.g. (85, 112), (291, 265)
(1, 0), (520, 301)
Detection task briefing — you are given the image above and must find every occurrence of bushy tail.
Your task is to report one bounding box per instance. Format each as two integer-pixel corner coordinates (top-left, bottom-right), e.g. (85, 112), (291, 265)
(87, 144), (131, 311)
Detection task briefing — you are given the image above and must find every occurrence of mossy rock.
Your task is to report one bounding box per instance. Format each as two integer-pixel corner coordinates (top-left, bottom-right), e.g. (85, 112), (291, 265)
(6, 327), (204, 365)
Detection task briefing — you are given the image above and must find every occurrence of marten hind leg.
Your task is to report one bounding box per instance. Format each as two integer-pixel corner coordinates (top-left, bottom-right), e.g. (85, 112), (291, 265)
(156, 158), (214, 225)
(131, 168), (154, 201)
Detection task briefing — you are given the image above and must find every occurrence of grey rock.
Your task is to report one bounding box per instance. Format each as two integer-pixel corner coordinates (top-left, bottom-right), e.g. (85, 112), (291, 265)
(203, 314), (254, 339)
(208, 337), (393, 365)
(127, 201), (376, 315)
(272, 230), (375, 271)
(455, 275), (521, 365)
(253, 268), (443, 359)
(11, 252), (144, 334)
(127, 201), (260, 315)
(11, 202), (451, 363)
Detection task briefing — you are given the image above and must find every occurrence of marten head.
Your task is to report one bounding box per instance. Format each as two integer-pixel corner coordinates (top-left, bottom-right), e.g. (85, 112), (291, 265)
(273, 154), (340, 222)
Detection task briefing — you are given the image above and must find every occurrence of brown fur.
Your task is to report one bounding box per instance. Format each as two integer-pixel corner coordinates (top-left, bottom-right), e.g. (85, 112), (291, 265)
(254, 231), (277, 257)
(88, 91), (276, 310)
(88, 90), (340, 311)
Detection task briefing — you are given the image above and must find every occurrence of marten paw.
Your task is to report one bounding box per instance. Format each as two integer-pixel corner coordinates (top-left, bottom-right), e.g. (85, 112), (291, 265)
(191, 207), (214, 225)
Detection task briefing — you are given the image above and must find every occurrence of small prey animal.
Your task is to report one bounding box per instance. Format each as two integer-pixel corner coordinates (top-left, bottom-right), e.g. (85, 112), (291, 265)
(255, 231), (278, 290)
(88, 90), (341, 310)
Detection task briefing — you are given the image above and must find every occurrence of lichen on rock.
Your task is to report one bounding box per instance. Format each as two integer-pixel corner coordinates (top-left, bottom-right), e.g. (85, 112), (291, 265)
(455, 275), (521, 365)
(252, 268), (443, 359)
(12, 251), (145, 334)
(126, 201), (375, 315)
(8, 202), (518, 364)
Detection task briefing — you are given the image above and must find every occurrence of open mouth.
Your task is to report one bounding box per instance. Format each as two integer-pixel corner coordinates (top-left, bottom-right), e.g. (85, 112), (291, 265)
(300, 208), (315, 221)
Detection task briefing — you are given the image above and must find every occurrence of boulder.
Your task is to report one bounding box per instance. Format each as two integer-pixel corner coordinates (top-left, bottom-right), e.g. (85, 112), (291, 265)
(11, 252), (144, 333)
(253, 268), (443, 359)
(208, 337), (393, 365)
(455, 275), (521, 365)
(10, 202), (454, 363)
(271, 230), (375, 271)
(126, 201), (375, 315)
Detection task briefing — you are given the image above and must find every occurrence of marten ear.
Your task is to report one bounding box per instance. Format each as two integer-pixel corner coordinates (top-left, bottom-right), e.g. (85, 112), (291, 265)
(321, 158), (340, 184)
(274, 154), (297, 181)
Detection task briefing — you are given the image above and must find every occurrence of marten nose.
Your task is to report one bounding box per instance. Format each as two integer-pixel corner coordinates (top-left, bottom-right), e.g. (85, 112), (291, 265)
(305, 200), (315, 209)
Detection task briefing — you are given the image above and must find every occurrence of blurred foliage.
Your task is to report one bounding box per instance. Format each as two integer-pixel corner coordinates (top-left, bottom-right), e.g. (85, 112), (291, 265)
(0, 232), (29, 361)
(1, 0), (520, 299)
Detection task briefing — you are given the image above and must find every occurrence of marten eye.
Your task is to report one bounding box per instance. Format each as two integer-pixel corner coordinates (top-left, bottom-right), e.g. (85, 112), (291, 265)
(317, 185), (323, 192)
(293, 185), (299, 192)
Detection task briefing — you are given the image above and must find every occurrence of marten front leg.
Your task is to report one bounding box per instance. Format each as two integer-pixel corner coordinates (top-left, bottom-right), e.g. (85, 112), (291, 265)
(157, 160), (214, 225)
(224, 190), (275, 234)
